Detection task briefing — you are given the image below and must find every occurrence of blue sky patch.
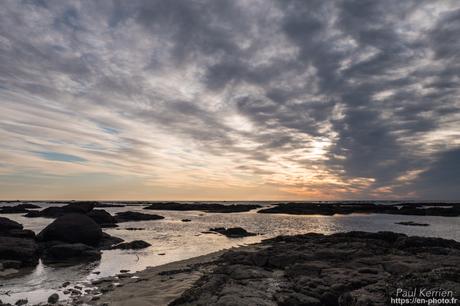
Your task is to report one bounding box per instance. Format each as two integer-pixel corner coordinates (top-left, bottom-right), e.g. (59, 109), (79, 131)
(35, 151), (86, 163)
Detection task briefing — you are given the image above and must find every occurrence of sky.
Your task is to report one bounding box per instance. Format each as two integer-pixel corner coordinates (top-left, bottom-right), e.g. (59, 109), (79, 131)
(0, 0), (459, 201)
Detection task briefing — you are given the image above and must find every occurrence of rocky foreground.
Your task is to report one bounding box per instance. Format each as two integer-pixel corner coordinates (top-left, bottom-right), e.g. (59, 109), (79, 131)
(166, 231), (460, 306)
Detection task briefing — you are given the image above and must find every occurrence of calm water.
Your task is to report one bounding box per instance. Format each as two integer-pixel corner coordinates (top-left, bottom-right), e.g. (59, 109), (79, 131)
(1, 202), (459, 304)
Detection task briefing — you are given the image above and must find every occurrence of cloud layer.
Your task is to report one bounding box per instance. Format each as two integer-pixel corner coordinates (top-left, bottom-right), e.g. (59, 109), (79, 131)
(0, 0), (459, 200)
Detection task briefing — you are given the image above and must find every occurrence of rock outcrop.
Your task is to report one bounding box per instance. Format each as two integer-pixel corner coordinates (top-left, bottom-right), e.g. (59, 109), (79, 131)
(115, 211), (164, 222)
(171, 231), (460, 306)
(0, 217), (39, 268)
(209, 227), (257, 238)
(37, 214), (103, 246)
(87, 209), (118, 228)
(24, 201), (96, 218)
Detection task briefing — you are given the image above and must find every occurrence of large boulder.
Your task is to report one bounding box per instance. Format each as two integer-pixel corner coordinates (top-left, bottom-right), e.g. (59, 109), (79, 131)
(0, 236), (39, 267)
(41, 243), (101, 262)
(37, 214), (103, 246)
(115, 211), (164, 222)
(0, 217), (35, 239)
(0, 217), (23, 231)
(87, 209), (117, 227)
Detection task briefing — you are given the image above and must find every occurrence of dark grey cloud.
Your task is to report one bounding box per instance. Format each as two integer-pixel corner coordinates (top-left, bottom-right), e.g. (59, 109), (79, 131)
(0, 0), (459, 199)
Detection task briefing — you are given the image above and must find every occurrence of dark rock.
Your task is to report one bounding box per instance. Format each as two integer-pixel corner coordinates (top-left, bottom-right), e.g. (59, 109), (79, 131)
(37, 214), (103, 246)
(48, 293), (59, 304)
(94, 203), (126, 208)
(115, 211), (164, 222)
(0, 217), (23, 231)
(1, 260), (22, 269)
(395, 221), (430, 226)
(23, 210), (41, 218)
(16, 203), (41, 209)
(111, 240), (151, 250)
(144, 202), (261, 213)
(0, 206), (29, 214)
(0, 236), (39, 267)
(42, 243), (101, 262)
(87, 209), (117, 227)
(14, 299), (27, 306)
(209, 227), (256, 238)
(181, 219), (192, 222)
(98, 232), (124, 250)
(257, 202), (460, 217)
(0, 229), (35, 239)
(170, 231), (460, 306)
(24, 201), (96, 218)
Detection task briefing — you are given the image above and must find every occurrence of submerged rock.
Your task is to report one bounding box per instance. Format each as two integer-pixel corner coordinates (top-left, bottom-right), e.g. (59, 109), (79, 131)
(395, 221), (430, 226)
(111, 240), (151, 250)
(37, 214), (103, 246)
(209, 227), (257, 238)
(115, 211), (164, 222)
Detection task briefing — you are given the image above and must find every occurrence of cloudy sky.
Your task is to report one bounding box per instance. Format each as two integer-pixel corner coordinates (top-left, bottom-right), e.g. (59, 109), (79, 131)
(0, 0), (459, 201)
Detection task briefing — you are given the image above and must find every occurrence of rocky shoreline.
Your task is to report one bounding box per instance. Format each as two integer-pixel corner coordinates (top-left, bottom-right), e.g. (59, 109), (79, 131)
(55, 231), (460, 306)
(169, 231), (460, 306)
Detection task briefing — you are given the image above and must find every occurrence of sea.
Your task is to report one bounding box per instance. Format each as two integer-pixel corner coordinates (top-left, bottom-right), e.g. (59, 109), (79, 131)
(0, 201), (459, 304)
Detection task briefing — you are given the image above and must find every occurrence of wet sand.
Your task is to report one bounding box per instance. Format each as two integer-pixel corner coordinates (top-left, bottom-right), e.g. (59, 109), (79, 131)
(92, 249), (231, 306)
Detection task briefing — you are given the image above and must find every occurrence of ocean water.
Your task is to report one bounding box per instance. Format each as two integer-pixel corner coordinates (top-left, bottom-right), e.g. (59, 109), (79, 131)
(1, 202), (459, 304)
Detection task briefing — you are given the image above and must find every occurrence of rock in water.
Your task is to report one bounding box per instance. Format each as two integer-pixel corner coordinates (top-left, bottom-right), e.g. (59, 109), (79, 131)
(0, 237), (39, 267)
(42, 243), (101, 261)
(87, 209), (117, 227)
(111, 240), (151, 250)
(25, 201), (96, 218)
(48, 293), (59, 304)
(98, 232), (124, 250)
(395, 221), (430, 226)
(115, 211), (164, 222)
(0, 217), (39, 268)
(209, 227), (257, 238)
(37, 214), (103, 246)
(0, 217), (23, 231)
